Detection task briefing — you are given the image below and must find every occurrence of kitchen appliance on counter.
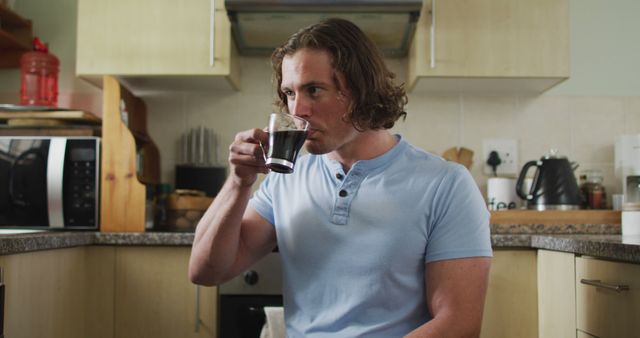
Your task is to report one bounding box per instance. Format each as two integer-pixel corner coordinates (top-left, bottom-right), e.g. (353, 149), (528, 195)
(218, 252), (283, 338)
(615, 134), (640, 198)
(177, 127), (226, 197)
(516, 150), (582, 210)
(0, 136), (100, 229)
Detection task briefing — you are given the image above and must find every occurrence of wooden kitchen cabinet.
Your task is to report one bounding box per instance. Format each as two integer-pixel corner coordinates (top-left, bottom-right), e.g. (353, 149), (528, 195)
(576, 256), (640, 338)
(0, 246), (114, 338)
(113, 246), (218, 338)
(408, 0), (569, 93)
(76, 0), (239, 92)
(0, 4), (32, 68)
(537, 250), (576, 338)
(481, 249), (538, 338)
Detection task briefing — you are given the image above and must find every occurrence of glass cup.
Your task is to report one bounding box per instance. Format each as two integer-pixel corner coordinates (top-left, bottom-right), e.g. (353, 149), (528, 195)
(264, 113), (309, 174)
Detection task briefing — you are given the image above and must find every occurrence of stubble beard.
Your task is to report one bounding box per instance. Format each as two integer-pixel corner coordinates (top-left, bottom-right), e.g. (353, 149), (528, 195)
(304, 140), (330, 155)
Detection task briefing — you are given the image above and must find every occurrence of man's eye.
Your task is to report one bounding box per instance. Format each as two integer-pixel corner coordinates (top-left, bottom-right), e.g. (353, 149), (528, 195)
(308, 87), (321, 96)
(283, 90), (294, 97)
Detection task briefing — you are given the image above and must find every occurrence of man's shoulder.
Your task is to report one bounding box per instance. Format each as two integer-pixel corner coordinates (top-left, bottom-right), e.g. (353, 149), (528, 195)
(399, 142), (463, 172)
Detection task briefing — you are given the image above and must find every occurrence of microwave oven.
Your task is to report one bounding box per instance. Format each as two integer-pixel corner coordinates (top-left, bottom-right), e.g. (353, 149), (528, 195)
(0, 137), (100, 230)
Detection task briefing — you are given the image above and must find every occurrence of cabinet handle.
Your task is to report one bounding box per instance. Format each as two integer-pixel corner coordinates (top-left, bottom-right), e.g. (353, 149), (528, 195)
(194, 285), (201, 332)
(210, 0), (216, 67)
(580, 279), (630, 293)
(429, 0), (436, 69)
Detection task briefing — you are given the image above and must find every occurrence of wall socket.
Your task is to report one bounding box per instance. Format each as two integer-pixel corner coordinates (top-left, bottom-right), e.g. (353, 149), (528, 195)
(483, 139), (519, 176)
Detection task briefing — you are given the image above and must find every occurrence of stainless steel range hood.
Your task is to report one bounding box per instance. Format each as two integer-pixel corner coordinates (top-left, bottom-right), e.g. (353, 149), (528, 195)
(225, 0), (423, 57)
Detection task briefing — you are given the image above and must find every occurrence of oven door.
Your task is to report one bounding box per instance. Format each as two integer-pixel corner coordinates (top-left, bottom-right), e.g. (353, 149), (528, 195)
(219, 295), (283, 338)
(0, 139), (50, 227)
(218, 252), (283, 338)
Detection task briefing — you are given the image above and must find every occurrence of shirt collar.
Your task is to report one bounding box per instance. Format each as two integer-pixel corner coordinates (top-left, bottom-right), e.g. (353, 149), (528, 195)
(321, 134), (407, 174)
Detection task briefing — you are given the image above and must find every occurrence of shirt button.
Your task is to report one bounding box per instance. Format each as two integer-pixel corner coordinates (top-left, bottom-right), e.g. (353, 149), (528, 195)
(339, 190), (348, 197)
(336, 173), (344, 180)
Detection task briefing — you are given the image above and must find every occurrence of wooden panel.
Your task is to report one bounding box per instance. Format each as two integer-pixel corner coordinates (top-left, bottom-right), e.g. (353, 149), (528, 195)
(84, 246), (116, 338)
(408, 0), (569, 92)
(100, 75), (146, 232)
(432, 0), (569, 77)
(0, 4), (32, 68)
(537, 250), (576, 338)
(126, 96), (160, 184)
(481, 249), (538, 338)
(577, 330), (599, 338)
(490, 210), (621, 226)
(0, 248), (87, 338)
(114, 247), (217, 338)
(76, 0), (232, 76)
(576, 256), (640, 338)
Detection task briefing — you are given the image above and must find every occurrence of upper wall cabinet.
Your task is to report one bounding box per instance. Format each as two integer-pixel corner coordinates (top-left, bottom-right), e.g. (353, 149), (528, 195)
(76, 0), (240, 93)
(408, 0), (570, 94)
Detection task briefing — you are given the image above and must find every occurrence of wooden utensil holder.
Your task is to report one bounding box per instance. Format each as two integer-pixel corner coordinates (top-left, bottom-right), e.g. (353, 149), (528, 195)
(100, 75), (159, 232)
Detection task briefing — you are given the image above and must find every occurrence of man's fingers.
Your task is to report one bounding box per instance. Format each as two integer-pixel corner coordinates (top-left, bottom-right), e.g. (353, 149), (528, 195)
(229, 141), (265, 160)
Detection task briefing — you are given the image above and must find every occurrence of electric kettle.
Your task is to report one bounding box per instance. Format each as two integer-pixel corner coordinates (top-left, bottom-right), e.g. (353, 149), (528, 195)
(516, 150), (582, 210)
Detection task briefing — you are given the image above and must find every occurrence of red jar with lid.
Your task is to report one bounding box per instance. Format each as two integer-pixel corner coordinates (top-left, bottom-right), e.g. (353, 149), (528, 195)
(20, 37), (59, 107)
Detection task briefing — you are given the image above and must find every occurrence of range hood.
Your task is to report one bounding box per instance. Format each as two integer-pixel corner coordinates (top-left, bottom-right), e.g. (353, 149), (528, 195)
(225, 0), (423, 57)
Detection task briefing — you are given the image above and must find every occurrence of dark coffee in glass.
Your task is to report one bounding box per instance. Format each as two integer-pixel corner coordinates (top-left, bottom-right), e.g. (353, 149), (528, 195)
(264, 113), (309, 174)
(266, 130), (308, 173)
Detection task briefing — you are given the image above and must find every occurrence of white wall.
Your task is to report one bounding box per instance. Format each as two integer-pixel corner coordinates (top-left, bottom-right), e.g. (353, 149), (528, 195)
(549, 0), (640, 96)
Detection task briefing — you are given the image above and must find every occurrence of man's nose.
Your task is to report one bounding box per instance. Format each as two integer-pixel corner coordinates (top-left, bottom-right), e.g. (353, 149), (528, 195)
(290, 96), (311, 118)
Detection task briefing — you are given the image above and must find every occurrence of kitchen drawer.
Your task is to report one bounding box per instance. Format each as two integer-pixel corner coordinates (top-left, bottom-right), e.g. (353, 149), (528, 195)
(576, 256), (640, 338)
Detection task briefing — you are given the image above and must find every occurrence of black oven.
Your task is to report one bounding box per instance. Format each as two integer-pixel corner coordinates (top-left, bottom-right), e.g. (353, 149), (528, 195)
(0, 137), (100, 229)
(218, 252), (283, 338)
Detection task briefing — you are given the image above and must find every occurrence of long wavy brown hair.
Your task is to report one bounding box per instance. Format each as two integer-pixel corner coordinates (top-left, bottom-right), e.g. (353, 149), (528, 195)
(271, 18), (407, 131)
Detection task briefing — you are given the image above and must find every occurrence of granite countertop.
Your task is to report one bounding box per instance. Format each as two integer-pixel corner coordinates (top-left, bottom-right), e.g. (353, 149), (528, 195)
(1, 225), (638, 264)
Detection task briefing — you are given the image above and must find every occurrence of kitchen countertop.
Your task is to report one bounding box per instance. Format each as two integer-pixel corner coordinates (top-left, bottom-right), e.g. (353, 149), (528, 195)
(1, 228), (638, 264)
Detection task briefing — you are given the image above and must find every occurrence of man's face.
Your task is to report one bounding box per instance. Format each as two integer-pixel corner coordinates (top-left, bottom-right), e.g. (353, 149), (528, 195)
(280, 48), (359, 155)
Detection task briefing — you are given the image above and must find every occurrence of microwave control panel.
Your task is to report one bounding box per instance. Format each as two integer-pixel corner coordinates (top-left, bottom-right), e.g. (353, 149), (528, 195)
(63, 139), (100, 228)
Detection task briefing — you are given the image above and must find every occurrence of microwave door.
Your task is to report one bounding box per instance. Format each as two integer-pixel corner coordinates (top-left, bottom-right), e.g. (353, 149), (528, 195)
(6, 141), (50, 227)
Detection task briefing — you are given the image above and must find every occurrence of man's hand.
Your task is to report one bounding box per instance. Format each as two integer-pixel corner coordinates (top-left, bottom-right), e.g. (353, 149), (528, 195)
(228, 128), (269, 187)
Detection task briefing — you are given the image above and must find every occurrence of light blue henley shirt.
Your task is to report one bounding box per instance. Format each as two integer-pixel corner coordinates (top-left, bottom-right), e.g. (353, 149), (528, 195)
(249, 135), (492, 337)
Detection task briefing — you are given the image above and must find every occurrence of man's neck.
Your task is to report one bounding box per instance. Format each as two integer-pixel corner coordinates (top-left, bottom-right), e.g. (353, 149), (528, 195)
(327, 130), (398, 173)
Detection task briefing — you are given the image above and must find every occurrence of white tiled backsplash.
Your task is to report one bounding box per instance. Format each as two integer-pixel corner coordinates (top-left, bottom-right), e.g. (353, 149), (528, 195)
(143, 57), (640, 203)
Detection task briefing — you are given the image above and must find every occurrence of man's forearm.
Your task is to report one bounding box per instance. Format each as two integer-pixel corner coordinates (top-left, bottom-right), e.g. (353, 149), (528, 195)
(189, 177), (254, 285)
(404, 314), (480, 338)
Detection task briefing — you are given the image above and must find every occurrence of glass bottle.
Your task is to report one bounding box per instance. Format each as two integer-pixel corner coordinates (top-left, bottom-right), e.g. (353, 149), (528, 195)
(154, 183), (171, 230)
(580, 169), (607, 209)
(20, 37), (59, 107)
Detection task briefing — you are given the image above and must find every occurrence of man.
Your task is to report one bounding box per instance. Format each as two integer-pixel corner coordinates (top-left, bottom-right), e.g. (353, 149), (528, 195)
(189, 18), (492, 337)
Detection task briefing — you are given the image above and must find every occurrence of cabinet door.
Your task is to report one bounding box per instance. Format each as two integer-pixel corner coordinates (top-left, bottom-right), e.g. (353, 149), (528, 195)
(114, 247), (217, 338)
(480, 249), (538, 338)
(576, 256), (640, 338)
(0, 247), (87, 338)
(537, 250), (576, 338)
(77, 0), (232, 76)
(408, 0), (569, 91)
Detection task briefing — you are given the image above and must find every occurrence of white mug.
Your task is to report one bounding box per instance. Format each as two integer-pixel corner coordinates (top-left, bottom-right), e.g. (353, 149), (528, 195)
(487, 177), (519, 210)
(622, 203), (640, 236)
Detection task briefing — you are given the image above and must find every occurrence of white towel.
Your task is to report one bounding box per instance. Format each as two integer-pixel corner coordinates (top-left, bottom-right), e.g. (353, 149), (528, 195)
(259, 306), (285, 338)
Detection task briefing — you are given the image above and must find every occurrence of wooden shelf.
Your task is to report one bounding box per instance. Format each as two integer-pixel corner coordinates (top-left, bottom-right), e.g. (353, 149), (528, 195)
(101, 75), (160, 232)
(0, 4), (31, 27)
(0, 110), (102, 125)
(490, 210), (621, 226)
(0, 4), (32, 68)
